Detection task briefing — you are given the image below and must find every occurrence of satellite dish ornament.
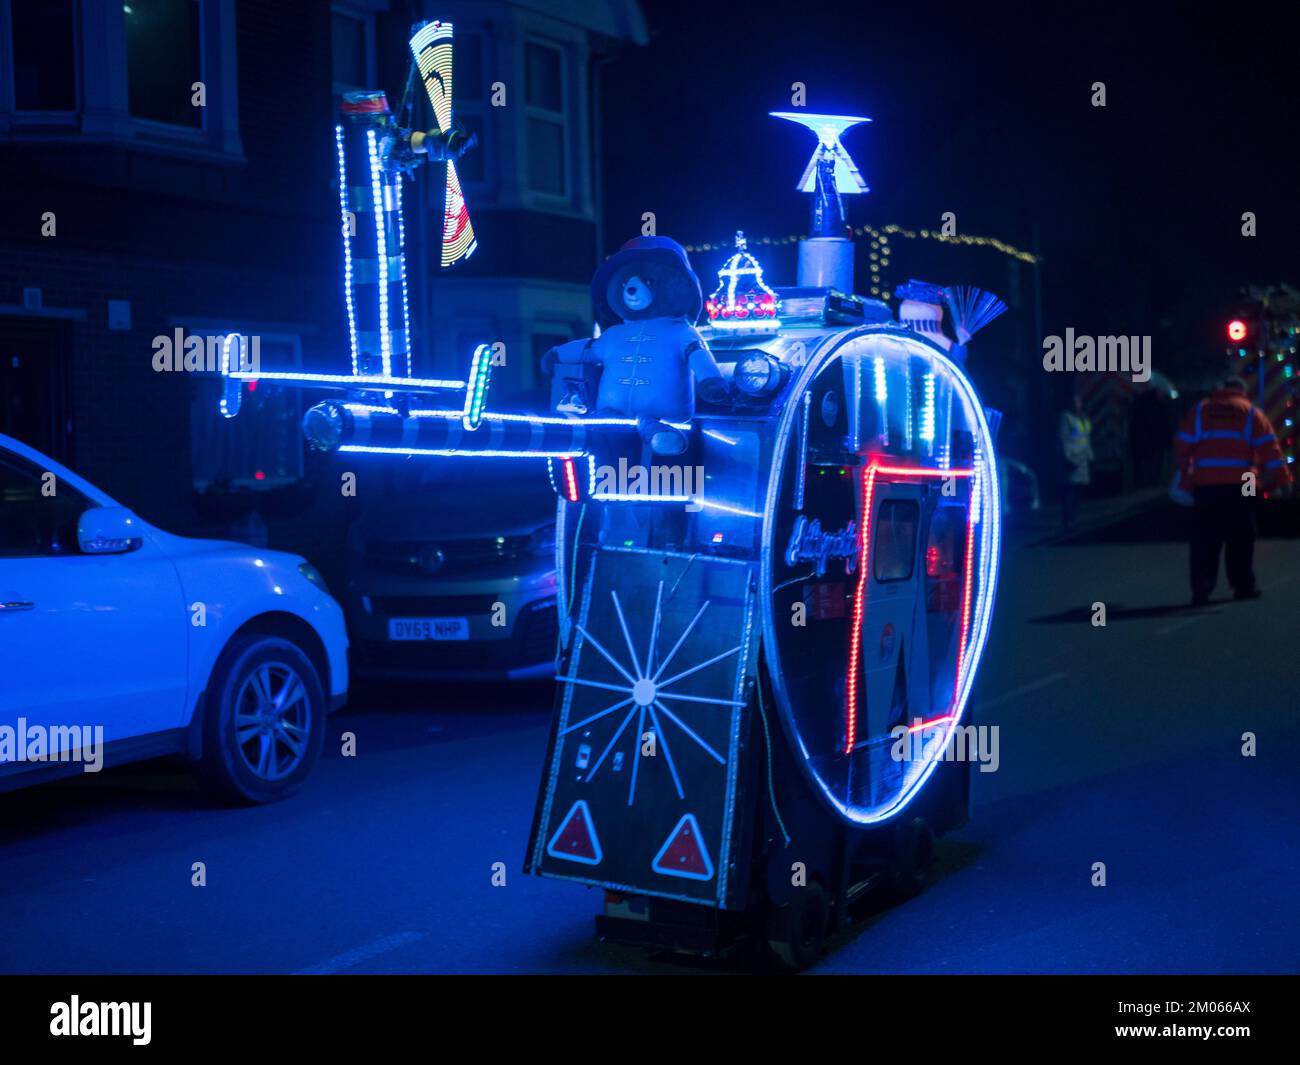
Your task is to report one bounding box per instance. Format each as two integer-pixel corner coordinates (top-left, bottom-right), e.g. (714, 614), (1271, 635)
(770, 111), (870, 235)
(706, 231), (781, 331)
(770, 111), (871, 292)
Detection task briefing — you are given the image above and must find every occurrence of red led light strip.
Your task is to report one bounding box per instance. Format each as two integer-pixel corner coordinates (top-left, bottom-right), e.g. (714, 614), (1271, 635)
(844, 465), (878, 756)
(953, 508), (978, 706)
(907, 713), (955, 733)
(843, 462), (974, 756)
(561, 458), (580, 503)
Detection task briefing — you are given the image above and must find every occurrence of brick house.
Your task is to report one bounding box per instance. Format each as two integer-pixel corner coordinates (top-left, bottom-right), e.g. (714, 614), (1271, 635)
(0, 0), (644, 562)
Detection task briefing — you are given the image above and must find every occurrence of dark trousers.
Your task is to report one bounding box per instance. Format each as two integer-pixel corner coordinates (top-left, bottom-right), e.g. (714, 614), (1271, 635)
(1189, 485), (1257, 601)
(1061, 481), (1081, 530)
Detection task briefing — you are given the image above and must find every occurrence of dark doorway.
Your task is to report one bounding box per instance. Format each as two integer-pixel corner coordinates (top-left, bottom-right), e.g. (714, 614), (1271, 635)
(0, 318), (74, 464)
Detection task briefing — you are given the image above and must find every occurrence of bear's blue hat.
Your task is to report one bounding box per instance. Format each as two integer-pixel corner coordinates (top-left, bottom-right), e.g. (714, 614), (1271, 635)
(592, 235), (702, 326)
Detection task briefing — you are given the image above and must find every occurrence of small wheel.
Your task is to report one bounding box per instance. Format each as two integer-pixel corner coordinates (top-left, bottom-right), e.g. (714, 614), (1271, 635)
(765, 881), (828, 971)
(199, 634), (326, 804)
(888, 817), (936, 900)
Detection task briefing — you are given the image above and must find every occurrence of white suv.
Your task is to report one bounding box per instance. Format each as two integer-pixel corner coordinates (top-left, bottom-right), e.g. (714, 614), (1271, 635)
(0, 434), (348, 803)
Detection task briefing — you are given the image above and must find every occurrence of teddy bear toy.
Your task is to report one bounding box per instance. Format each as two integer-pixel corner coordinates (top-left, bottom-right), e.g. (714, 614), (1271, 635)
(543, 235), (727, 455)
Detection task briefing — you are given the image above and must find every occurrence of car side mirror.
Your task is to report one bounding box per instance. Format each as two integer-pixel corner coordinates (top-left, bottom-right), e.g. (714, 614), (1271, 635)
(78, 506), (143, 554)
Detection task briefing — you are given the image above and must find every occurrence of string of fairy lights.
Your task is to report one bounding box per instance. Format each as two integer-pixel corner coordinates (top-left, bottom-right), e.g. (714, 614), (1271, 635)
(684, 224), (1040, 302)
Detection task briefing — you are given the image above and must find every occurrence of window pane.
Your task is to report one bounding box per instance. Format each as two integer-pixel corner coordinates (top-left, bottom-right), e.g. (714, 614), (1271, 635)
(528, 332), (570, 393)
(331, 11), (367, 90)
(190, 339), (304, 489)
(924, 504), (967, 613)
(457, 33), (483, 100)
(525, 42), (561, 112)
(10, 0), (76, 111)
(526, 118), (564, 195)
(126, 0), (203, 128)
(0, 452), (87, 557)
(873, 499), (918, 582)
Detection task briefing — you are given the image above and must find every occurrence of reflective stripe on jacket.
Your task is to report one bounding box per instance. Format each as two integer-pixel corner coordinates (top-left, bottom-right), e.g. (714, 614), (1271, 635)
(1173, 389), (1291, 489)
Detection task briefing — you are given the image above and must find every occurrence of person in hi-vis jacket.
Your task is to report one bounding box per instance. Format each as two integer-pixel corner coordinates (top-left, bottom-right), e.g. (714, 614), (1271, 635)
(1174, 376), (1292, 604)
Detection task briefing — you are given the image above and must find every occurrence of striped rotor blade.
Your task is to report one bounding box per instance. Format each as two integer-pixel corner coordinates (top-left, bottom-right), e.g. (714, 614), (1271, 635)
(442, 159), (477, 267)
(409, 21), (454, 133)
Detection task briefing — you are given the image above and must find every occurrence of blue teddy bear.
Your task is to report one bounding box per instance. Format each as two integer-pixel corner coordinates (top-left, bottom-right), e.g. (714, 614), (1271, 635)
(544, 236), (726, 455)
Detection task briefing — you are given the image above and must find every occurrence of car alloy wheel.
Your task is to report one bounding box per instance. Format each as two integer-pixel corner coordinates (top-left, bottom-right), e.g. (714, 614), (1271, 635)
(199, 634), (327, 804)
(232, 661), (313, 782)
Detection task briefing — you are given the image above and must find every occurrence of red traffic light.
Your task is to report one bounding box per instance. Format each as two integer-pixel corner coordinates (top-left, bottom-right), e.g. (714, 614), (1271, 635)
(1227, 319), (1248, 341)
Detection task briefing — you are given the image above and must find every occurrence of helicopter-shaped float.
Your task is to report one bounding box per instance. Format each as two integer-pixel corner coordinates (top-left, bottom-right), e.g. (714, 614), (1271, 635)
(218, 24), (1005, 968)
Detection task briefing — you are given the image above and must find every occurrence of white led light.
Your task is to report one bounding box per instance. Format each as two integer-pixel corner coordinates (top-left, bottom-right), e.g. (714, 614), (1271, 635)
(223, 371), (465, 389)
(394, 174), (412, 377)
(339, 445), (581, 458)
(335, 126), (359, 376)
(366, 129), (392, 378)
(921, 372), (936, 443)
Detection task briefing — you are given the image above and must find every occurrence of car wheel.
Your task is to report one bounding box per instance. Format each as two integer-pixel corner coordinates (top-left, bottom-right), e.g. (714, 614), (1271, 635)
(199, 634), (326, 804)
(765, 881), (828, 972)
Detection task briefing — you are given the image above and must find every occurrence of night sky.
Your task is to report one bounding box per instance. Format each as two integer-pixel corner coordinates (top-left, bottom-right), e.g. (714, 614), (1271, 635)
(601, 0), (1299, 381)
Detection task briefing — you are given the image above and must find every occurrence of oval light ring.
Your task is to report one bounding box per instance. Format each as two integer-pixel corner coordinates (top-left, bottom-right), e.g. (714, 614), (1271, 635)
(759, 325), (1002, 826)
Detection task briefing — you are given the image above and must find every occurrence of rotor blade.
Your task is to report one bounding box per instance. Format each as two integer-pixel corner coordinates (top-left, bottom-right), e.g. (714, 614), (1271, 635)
(410, 21), (477, 268)
(408, 21), (454, 133)
(441, 159), (477, 267)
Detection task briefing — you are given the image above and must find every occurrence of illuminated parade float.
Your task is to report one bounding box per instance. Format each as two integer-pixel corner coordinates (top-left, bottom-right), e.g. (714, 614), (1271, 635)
(219, 21), (1005, 967)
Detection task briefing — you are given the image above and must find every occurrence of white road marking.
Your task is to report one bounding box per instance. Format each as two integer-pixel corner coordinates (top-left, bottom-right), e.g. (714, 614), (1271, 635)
(979, 672), (1069, 710)
(295, 931), (426, 974)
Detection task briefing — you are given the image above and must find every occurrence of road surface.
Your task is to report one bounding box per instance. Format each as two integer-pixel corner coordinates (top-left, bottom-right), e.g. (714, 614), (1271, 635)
(2, 502), (1297, 973)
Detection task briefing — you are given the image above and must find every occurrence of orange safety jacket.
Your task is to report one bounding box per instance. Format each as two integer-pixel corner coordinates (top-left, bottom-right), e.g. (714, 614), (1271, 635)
(1174, 388), (1292, 490)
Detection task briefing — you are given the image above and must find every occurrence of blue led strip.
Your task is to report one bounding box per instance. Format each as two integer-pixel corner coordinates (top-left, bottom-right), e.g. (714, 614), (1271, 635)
(794, 391), (811, 510)
(394, 174), (413, 377)
(223, 370), (464, 389)
(325, 401), (592, 457)
(335, 125), (360, 376)
(365, 129), (393, 378)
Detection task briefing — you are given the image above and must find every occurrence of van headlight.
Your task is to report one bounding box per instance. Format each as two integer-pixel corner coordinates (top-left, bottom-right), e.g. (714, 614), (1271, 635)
(298, 562), (331, 596)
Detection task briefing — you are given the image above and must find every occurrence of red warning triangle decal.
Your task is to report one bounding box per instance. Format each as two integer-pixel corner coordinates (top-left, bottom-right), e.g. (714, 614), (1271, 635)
(546, 800), (603, 866)
(651, 813), (714, 882)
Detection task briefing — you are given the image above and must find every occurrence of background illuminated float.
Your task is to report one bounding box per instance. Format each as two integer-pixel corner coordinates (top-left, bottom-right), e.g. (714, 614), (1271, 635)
(218, 25), (1005, 966)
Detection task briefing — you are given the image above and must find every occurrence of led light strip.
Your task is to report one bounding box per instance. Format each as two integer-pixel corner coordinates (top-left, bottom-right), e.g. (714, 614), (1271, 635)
(218, 334), (241, 417)
(365, 129), (392, 378)
(760, 331), (1004, 826)
(921, 372), (936, 445)
(953, 506), (978, 705)
(339, 445), (580, 458)
(406, 409), (686, 429)
(393, 174), (412, 377)
(223, 371), (465, 389)
(794, 391), (811, 510)
(843, 462), (974, 755)
(335, 125), (359, 376)
(462, 343), (493, 430)
(561, 458), (580, 502)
